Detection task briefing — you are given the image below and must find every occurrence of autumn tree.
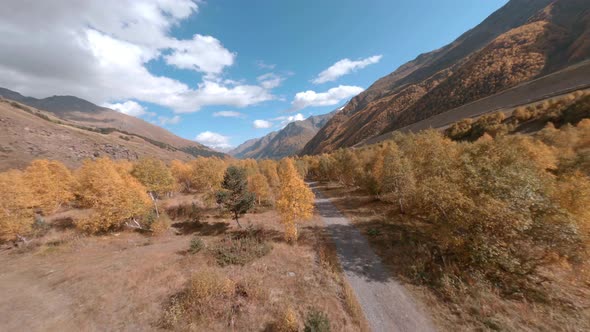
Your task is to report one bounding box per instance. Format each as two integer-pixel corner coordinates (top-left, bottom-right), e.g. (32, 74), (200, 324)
(276, 158), (315, 242)
(75, 158), (151, 233)
(332, 149), (361, 187)
(170, 160), (193, 192)
(248, 173), (272, 205)
(131, 158), (175, 216)
(24, 159), (75, 214)
(215, 166), (255, 227)
(190, 157), (226, 193)
(0, 170), (35, 242)
(380, 143), (416, 213)
(259, 159), (280, 192)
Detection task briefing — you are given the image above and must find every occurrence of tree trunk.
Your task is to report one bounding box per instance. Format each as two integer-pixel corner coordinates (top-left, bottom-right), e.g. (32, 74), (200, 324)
(149, 191), (160, 217)
(235, 212), (242, 228)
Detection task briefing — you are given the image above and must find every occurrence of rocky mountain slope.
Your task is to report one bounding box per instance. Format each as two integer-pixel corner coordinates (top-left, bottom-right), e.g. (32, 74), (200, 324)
(231, 111), (335, 159)
(302, 0), (590, 154)
(0, 87), (220, 158)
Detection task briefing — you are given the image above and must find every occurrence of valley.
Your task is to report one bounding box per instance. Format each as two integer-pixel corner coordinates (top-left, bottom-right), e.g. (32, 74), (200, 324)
(1, 0), (590, 331)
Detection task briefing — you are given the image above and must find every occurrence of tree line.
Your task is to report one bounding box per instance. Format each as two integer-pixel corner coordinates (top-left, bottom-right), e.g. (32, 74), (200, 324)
(0, 156), (314, 243)
(300, 119), (590, 294)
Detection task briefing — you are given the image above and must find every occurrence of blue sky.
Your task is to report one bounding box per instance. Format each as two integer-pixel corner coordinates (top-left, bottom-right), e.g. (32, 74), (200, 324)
(0, 0), (508, 150)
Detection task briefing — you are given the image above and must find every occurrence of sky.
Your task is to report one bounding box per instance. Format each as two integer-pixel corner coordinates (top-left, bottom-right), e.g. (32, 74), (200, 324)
(0, 0), (508, 151)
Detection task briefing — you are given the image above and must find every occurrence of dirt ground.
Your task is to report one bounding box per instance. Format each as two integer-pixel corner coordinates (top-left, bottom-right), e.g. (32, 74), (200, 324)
(0, 197), (360, 331)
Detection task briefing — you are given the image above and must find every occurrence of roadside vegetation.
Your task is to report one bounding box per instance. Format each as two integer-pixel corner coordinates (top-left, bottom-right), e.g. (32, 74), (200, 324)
(302, 103), (590, 330)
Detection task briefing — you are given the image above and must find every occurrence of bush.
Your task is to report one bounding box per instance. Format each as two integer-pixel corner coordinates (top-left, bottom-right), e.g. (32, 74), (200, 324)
(150, 213), (171, 235)
(210, 230), (272, 266)
(445, 118), (473, 140)
(513, 106), (533, 122)
(304, 308), (331, 332)
(166, 202), (201, 222)
(161, 269), (236, 328)
(189, 236), (204, 253)
(274, 306), (299, 332)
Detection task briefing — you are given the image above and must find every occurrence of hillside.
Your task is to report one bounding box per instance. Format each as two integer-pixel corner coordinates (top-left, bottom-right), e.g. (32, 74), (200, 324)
(0, 98), (221, 171)
(0, 87), (221, 158)
(302, 0), (590, 154)
(230, 111), (335, 159)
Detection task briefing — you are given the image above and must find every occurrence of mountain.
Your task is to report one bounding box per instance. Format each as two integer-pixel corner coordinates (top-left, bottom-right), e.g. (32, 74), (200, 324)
(0, 87), (220, 158)
(230, 111), (335, 159)
(302, 0), (590, 154)
(0, 89), (224, 171)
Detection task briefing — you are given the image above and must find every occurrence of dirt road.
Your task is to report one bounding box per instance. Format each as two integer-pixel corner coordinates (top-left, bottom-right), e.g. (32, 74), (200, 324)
(311, 183), (436, 332)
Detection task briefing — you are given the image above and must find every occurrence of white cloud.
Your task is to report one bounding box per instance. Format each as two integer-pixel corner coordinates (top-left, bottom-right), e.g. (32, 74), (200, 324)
(312, 55), (382, 84)
(257, 73), (284, 89)
(103, 100), (150, 117)
(195, 131), (232, 150)
(256, 60), (276, 70)
(170, 80), (275, 113)
(274, 113), (305, 127)
(213, 111), (243, 118)
(165, 34), (235, 75)
(253, 119), (273, 129)
(290, 85), (364, 111)
(158, 115), (181, 125)
(0, 0), (275, 115)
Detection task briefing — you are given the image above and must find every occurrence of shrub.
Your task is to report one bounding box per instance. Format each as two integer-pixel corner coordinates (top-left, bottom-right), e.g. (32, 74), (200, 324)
(445, 118), (473, 140)
(513, 106), (533, 122)
(470, 112), (507, 139)
(274, 306), (299, 332)
(166, 202), (201, 222)
(0, 170), (35, 242)
(186, 269), (235, 305)
(189, 236), (204, 254)
(304, 308), (331, 332)
(161, 269), (236, 328)
(210, 231), (271, 266)
(150, 213), (171, 235)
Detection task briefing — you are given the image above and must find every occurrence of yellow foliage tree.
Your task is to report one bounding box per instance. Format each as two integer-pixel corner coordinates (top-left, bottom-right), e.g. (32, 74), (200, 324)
(132, 158), (175, 197)
(259, 159), (280, 192)
(24, 159), (75, 214)
(75, 158), (151, 233)
(189, 157), (226, 193)
(248, 173), (272, 205)
(0, 170), (35, 242)
(170, 159), (193, 192)
(380, 143), (416, 213)
(276, 159), (315, 242)
(132, 158), (175, 217)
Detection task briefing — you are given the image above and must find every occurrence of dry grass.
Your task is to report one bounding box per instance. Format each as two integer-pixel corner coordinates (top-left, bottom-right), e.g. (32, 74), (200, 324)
(318, 182), (590, 331)
(0, 198), (361, 331)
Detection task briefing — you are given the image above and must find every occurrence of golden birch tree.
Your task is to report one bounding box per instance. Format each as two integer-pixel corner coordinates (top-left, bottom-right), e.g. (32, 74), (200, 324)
(276, 158), (315, 242)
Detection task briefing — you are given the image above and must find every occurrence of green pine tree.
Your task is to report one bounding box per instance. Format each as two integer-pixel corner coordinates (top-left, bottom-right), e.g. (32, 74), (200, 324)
(215, 166), (255, 227)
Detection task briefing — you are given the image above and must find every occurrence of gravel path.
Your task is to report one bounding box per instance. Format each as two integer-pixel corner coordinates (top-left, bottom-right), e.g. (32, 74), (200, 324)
(311, 183), (436, 332)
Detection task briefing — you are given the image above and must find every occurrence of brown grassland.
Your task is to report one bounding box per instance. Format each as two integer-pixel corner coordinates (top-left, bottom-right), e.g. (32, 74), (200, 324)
(0, 197), (363, 331)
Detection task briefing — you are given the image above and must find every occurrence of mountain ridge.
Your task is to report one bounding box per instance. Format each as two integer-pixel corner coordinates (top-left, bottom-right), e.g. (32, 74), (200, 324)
(302, 0), (590, 155)
(230, 111), (335, 159)
(0, 87), (222, 158)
